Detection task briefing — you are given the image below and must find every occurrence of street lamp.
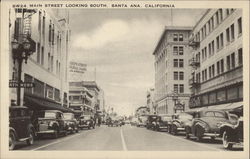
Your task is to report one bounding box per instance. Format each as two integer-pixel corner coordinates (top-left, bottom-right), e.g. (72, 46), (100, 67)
(11, 35), (35, 106)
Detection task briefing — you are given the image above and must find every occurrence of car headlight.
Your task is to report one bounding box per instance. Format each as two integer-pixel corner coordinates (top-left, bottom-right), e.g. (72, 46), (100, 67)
(49, 121), (54, 127)
(86, 121), (90, 124)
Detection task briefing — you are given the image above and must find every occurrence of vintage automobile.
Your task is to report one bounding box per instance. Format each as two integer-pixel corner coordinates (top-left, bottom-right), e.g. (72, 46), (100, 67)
(185, 109), (237, 141)
(107, 117), (122, 127)
(146, 115), (159, 130)
(63, 113), (79, 133)
(9, 106), (36, 150)
(130, 117), (139, 126)
(137, 115), (148, 127)
(219, 115), (243, 149)
(36, 110), (68, 138)
(168, 112), (193, 135)
(79, 115), (95, 129)
(155, 114), (172, 131)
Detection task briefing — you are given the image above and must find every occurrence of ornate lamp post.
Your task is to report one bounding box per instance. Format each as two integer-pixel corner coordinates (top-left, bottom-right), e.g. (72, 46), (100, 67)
(11, 35), (35, 106)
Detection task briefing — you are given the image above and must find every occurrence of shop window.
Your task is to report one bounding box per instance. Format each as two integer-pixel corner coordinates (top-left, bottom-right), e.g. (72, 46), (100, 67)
(227, 87), (238, 100)
(209, 92), (216, 104)
(202, 94), (209, 105)
(34, 79), (45, 97)
(217, 90), (226, 102)
(46, 85), (53, 99)
(239, 85), (243, 98)
(54, 88), (60, 102)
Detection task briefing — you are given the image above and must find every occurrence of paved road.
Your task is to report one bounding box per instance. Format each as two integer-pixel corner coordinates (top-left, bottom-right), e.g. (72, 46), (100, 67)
(16, 124), (243, 151)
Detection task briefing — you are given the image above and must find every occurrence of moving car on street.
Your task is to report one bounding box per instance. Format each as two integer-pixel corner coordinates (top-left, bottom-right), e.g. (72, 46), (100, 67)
(37, 110), (68, 138)
(137, 115), (148, 127)
(146, 115), (159, 130)
(168, 112), (193, 135)
(9, 106), (36, 150)
(155, 114), (172, 131)
(79, 115), (95, 129)
(130, 117), (139, 126)
(63, 113), (79, 133)
(185, 109), (236, 141)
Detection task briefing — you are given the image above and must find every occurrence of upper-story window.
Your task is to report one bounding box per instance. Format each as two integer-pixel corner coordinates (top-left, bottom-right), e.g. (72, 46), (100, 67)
(238, 17), (242, 35)
(230, 24), (235, 41)
(179, 34), (183, 41)
(173, 34), (178, 41)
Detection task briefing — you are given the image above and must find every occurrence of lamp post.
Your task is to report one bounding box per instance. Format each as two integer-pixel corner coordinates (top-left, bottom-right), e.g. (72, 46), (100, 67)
(172, 92), (179, 113)
(11, 36), (35, 106)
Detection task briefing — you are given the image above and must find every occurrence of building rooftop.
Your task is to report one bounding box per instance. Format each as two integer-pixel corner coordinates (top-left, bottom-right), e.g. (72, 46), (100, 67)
(153, 26), (193, 55)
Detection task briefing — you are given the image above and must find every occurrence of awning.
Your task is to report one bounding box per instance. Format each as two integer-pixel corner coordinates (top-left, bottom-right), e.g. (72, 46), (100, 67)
(24, 94), (73, 113)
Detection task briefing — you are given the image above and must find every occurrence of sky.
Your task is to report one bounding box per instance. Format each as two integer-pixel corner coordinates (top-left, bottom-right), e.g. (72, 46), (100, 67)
(68, 9), (206, 116)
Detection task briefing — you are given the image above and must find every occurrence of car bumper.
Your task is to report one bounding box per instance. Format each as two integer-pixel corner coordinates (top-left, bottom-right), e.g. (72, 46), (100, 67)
(37, 130), (55, 134)
(79, 125), (89, 128)
(177, 128), (185, 131)
(203, 132), (220, 137)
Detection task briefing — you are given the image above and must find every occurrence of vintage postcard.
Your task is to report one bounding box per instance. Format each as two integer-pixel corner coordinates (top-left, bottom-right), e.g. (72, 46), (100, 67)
(0, 0), (249, 159)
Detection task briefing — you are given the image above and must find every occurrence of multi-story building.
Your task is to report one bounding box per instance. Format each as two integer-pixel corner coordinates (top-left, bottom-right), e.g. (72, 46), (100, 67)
(146, 88), (156, 114)
(9, 8), (71, 112)
(153, 26), (193, 115)
(69, 83), (93, 117)
(69, 81), (101, 113)
(188, 9), (243, 110)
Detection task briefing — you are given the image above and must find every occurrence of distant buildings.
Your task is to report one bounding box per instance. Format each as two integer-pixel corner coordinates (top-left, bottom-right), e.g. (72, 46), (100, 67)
(188, 9), (243, 110)
(153, 26), (193, 115)
(146, 88), (156, 114)
(9, 8), (71, 112)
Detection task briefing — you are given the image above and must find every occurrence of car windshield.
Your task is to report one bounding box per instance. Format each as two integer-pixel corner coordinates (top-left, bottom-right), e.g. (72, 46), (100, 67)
(44, 112), (56, 118)
(139, 116), (147, 122)
(161, 116), (172, 121)
(64, 113), (73, 119)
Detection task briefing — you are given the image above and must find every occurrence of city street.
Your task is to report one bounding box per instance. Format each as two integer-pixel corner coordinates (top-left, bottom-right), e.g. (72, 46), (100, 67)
(15, 124), (243, 151)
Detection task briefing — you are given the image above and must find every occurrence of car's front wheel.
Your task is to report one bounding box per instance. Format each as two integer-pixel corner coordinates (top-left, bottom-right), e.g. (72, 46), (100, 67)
(222, 131), (233, 149)
(172, 125), (177, 135)
(9, 131), (16, 150)
(26, 130), (34, 145)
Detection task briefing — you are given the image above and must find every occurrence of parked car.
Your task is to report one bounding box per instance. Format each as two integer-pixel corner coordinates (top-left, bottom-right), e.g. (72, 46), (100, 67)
(63, 113), (79, 133)
(219, 115), (243, 149)
(9, 106), (36, 150)
(36, 110), (68, 138)
(79, 115), (95, 129)
(185, 109), (236, 141)
(130, 117), (139, 126)
(168, 112), (193, 135)
(146, 115), (159, 130)
(137, 115), (148, 127)
(155, 114), (172, 131)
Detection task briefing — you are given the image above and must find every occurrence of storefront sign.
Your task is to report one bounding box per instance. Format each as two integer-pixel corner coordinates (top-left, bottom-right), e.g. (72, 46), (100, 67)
(9, 81), (35, 88)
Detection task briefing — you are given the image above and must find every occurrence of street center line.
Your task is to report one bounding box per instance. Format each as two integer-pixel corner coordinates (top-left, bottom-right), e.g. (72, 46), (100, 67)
(120, 128), (128, 151)
(31, 133), (82, 151)
(158, 131), (221, 151)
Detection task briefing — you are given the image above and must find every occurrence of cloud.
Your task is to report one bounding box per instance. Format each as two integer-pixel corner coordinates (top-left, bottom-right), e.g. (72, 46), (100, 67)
(73, 20), (129, 49)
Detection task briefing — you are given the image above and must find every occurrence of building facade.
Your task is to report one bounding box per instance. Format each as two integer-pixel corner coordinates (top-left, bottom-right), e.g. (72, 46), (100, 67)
(153, 26), (193, 115)
(69, 83), (93, 117)
(146, 88), (156, 114)
(188, 9), (243, 109)
(9, 8), (71, 112)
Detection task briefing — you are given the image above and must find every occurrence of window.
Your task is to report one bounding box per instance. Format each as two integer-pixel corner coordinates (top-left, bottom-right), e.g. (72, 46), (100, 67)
(54, 88), (60, 102)
(173, 34), (178, 41)
(227, 55), (231, 71)
(226, 27), (230, 43)
(208, 20), (211, 33)
(230, 24), (235, 41)
(179, 59), (184, 67)
(211, 41), (215, 55)
(37, 43), (40, 63)
(34, 79), (45, 97)
(212, 64), (215, 77)
(174, 72), (178, 80)
(179, 72), (184, 80)
(217, 90), (226, 102)
(238, 48), (242, 65)
(211, 17), (214, 29)
(173, 59), (178, 67)
(220, 33), (224, 48)
(174, 84), (178, 93)
(179, 84), (184, 93)
(49, 22), (52, 42)
(239, 85), (243, 98)
(48, 53), (50, 71)
(179, 46), (184, 55)
(208, 43), (211, 56)
(202, 94), (208, 105)
(209, 92), (216, 104)
(41, 46), (44, 65)
(209, 66), (212, 79)
(231, 53), (235, 68)
(227, 87), (238, 100)
(202, 49), (204, 60)
(24, 74), (33, 94)
(204, 69), (207, 81)
(202, 70), (205, 81)
(238, 17), (242, 35)
(221, 59), (224, 73)
(219, 9), (223, 22)
(173, 46), (178, 55)
(216, 11), (219, 25)
(226, 9), (230, 16)
(217, 61), (220, 75)
(204, 47), (207, 60)
(216, 36), (220, 50)
(179, 34), (183, 41)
